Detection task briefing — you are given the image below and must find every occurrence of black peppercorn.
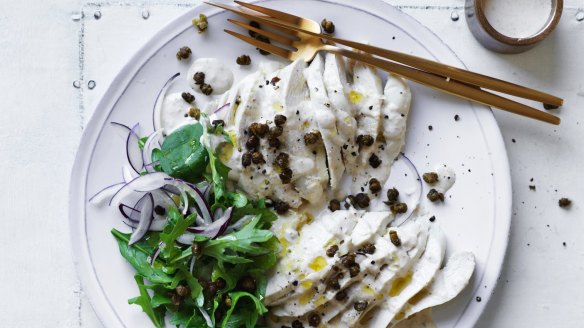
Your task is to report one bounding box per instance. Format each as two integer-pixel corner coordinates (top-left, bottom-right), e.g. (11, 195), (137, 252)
(308, 312), (321, 327)
(329, 199), (341, 212)
(181, 92), (195, 103)
(193, 71), (205, 85)
(321, 18), (335, 34)
(369, 154), (382, 168)
(291, 320), (304, 328)
(326, 245), (339, 257)
(369, 178), (381, 193)
(335, 290), (347, 301)
(236, 54), (251, 65)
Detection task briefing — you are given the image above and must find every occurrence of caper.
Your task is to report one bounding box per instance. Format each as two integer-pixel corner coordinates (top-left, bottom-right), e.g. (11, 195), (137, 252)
(193, 71), (205, 85)
(361, 243), (376, 254)
(279, 168), (293, 184)
(274, 200), (290, 214)
(369, 178), (381, 193)
(390, 202), (408, 214)
(423, 172), (439, 184)
(386, 188), (399, 204)
(268, 137), (281, 149)
(356, 134), (374, 147)
(192, 14), (208, 33)
(427, 189), (445, 202)
(308, 312), (321, 327)
(275, 152), (290, 168)
(369, 153), (382, 168)
(355, 193), (370, 208)
(200, 83), (213, 95)
(304, 131), (322, 145)
(241, 152), (252, 167)
(321, 18), (335, 34)
(326, 245), (339, 257)
(251, 151), (265, 164)
(559, 197), (572, 208)
(245, 135), (260, 150)
(236, 54), (251, 65)
(248, 122), (269, 137)
(329, 199), (341, 212)
(181, 92), (195, 103)
(349, 264), (360, 277)
(274, 114), (287, 126)
(389, 230), (401, 246)
(353, 301), (368, 312)
(188, 107), (200, 119)
(176, 46), (192, 60)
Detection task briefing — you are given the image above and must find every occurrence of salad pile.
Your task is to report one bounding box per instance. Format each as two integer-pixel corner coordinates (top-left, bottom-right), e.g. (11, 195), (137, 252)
(92, 118), (280, 328)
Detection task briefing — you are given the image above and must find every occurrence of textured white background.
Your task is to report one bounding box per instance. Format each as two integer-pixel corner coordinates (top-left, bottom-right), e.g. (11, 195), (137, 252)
(1, 0), (583, 327)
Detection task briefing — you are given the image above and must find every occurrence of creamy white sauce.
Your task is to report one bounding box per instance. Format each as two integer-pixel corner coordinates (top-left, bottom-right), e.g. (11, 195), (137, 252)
(434, 164), (456, 194)
(187, 58), (234, 95)
(159, 92), (196, 134)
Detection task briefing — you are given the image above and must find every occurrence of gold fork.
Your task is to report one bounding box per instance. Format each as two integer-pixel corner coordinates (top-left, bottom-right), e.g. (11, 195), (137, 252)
(207, 1), (561, 125)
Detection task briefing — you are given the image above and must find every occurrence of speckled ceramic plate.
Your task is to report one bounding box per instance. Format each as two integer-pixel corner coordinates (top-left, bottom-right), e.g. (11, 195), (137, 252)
(69, 1), (512, 327)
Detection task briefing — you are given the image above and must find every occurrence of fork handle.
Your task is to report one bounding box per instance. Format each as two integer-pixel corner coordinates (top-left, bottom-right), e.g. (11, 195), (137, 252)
(326, 46), (560, 125)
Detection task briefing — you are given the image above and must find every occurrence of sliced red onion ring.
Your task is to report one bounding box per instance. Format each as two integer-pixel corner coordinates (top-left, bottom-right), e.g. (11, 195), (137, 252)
(214, 102), (231, 114)
(153, 72), (180, 131)
(110, 121), (131, 131)
(166, 179), (212, 224)
(225, 215), (254, 234)
(150, 241), (164, 265)
(176, 232), (196, 245)
(188, 207), (233, 239)
(142, 130), (164, 173)
(213, 208), (224, 221)
(109, 172), (171, 206)
(126, 123), (144, 174)
(122, 165), (138, 183)
(118, 203), (140, 223)
(89, 182), (124, 205)
(129, 193), (154, 245)
(199, 308), (213, 328)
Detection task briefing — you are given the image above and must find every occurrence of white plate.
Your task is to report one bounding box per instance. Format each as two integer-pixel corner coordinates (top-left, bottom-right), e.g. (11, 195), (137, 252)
(69, 1), (512, 327)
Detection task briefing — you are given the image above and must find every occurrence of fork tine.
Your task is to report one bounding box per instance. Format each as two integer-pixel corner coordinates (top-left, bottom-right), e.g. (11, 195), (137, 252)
(224, 29), (294, 60)
(228, 19), (297, 47)
(233, 0), (301, 24)
(206, 1), (295, 34)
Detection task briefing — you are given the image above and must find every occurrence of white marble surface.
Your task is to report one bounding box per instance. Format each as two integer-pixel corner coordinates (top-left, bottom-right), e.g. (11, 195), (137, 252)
(1, 0), (583, 327)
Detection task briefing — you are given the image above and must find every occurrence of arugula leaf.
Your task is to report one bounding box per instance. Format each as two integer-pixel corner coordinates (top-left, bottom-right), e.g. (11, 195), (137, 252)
(160, 123), (208, 182)
(160, 207), (196, 261)
(226, 192), (248, 208)
(129, 275), (166, 328)
(232, 202), (277, 228)
(207, 147), (230, 203)
(138, 136), (148, 150)
(202, 216), (276, 264)
(221, 292), (268, 328)
(111, 230), (173, 284)
(169, 309), (207, 328)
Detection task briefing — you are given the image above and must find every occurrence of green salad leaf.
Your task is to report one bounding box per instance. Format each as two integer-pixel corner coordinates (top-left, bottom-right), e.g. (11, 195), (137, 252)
(129, 275), (166, 328)
(159, 123), (208, 182)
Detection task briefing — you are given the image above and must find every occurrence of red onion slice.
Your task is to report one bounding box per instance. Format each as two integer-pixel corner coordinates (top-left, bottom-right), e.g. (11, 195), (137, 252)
(126, 123), (144, 174)
(153, 72), (180, 131)
(109, 172), (171, 206)
(129, 193), (154, 245)
(89, 182), (124, 205)
(122, 165), (138, 183)
(150, 241), (164, 265)
(166, 179), (212, 224)
(188, 207), (233, 239)
(142, 130), (164, 173)
(214, 102), (231, 114)
(118, 203), (140, 223)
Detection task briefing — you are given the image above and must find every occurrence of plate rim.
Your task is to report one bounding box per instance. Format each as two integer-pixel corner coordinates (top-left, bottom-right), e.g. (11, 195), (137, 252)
(69, 1), (512, 327)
